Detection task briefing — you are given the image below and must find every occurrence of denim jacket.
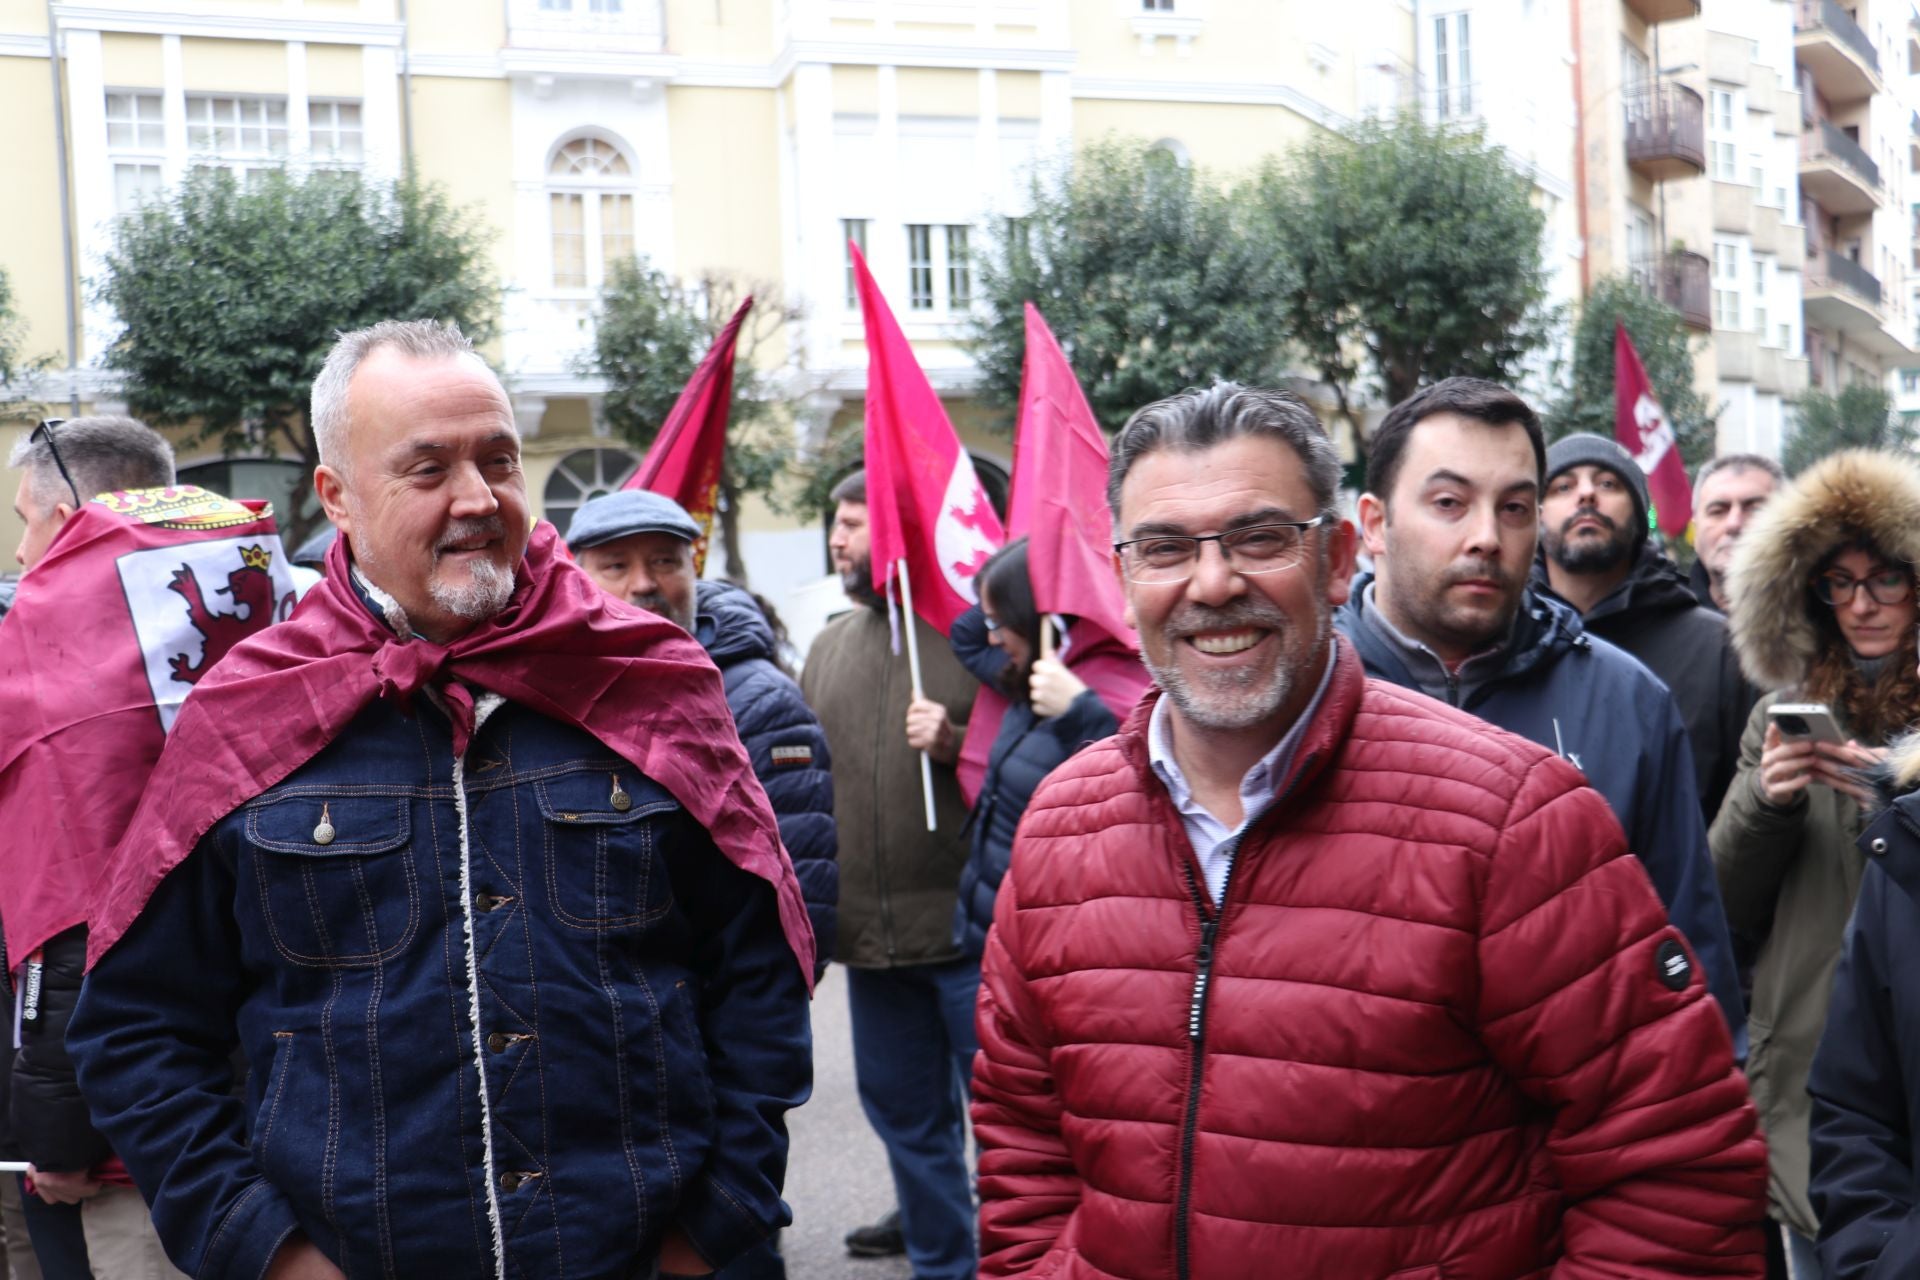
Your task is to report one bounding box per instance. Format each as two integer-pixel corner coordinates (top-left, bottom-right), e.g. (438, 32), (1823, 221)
(70, 682), (812, 1280)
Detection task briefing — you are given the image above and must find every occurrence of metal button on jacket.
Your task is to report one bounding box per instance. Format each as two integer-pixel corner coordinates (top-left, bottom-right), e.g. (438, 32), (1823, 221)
(1871, 837), (1890, 856)
(487, 1032), (510, 1053)
(499, 1171), (525, 1192)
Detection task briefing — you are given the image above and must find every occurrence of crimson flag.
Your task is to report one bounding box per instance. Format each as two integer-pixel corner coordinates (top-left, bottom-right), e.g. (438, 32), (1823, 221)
(1615, 322), (1692, 535)
(0, 487), (297, 966)
(850, 242), (1004, 633)
(1008, 302), (1136, 649)
(625, 295), (754, 561)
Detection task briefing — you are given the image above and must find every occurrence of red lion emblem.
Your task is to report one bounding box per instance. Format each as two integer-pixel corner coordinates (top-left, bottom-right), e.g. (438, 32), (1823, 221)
(166, 544), (278, 685)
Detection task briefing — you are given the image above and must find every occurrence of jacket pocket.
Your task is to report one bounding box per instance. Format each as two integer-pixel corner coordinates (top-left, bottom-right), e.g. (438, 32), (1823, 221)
(250, 1031), (295, 1168)
(244, 792), (418, 968)
(535, 766), (680, 931)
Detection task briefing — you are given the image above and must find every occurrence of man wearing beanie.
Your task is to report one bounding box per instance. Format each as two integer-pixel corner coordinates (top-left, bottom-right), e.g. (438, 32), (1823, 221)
(1532, 434), (1758, 820)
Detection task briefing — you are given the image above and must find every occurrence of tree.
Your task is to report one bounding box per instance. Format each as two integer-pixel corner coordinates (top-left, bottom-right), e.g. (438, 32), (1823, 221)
(98, 168), (499, 543)
(0, 267), (56, 421)
(1253, 113), (1552, 428)
(587, 259), (804, 583)
(1548, 275), (1715, 475)
(1784, 382), (1915, 475)
(0, 267), (25, 388)
(967, 138), (1290, 432)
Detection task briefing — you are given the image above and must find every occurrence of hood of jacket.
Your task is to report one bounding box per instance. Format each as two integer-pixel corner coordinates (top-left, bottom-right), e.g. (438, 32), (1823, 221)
(1530, 543), (1700, 623)
(695, 579), (777, 670)
(1728, 449), (1920, 695)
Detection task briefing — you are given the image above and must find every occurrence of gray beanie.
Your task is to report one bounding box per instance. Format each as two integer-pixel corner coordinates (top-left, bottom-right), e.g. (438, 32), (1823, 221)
(1545, 434), (1650, 546)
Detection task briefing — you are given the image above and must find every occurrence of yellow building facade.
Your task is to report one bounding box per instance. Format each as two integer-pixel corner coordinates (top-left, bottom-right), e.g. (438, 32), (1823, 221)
(0, 0), (1414, 630)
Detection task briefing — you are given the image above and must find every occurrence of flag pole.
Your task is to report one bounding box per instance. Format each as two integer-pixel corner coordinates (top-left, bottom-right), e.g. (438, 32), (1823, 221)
(896, 557), (939, 832)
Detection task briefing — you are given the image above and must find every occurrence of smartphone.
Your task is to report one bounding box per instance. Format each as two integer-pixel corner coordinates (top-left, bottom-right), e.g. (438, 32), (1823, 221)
(1769, 702), (1844, 746)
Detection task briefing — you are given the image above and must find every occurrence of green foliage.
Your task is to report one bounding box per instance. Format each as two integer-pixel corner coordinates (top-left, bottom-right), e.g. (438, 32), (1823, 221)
(1784, 382), (1916, 475)
(98, 168), (498, 540)
(587, 262), (805, 582)
(0, 268), (24, 387)
(1548, 275), (1715, 475)
(1254, 113), (1553, 420)
(783, 414), (865, 524)
(967, 138), (1290, 432)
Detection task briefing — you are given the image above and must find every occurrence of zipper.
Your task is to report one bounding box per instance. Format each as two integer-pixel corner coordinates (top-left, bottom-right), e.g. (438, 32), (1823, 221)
(1170, 752), (1316, 1280)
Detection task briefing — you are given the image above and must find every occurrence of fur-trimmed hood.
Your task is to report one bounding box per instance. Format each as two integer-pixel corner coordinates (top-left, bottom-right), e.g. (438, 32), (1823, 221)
(1724, 449), (1920, 787)
(1728, 449), (1920, 688)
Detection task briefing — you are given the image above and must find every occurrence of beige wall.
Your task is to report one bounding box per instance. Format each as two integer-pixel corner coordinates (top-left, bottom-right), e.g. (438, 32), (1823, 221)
(0, 58), (68, 375)
(100, 33), (163, 88)
(897, 68), (978, 117)
(1075, 100), (1317, 170)
(408, 77), (516, 288)
(408, 0), (506, 57)
(664, 0), (776, 60)
(306, 44), (364, 99)
(668, 88), (785, 287)
(180, 39), (289, 94)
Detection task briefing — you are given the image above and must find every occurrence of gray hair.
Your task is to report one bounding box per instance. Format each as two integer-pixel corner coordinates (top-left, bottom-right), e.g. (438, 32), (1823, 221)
(1693, 452), (1784, 503)
(8, 415), (174, 508)
(310, 319), (488, 474)
(1107, 382), (1342, 521)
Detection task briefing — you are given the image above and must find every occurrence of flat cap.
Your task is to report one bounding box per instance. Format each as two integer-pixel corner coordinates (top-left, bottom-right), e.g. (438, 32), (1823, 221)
(566, 489), (701, 550)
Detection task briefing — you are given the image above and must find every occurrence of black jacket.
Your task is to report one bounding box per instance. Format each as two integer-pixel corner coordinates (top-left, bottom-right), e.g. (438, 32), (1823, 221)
(8, 924), (110, 1170)
(1808, 789), (1920, 1277)
(695, 580), (838, 978)
(1533, 545), (1759, 822)
(946, 607), (1120, 958)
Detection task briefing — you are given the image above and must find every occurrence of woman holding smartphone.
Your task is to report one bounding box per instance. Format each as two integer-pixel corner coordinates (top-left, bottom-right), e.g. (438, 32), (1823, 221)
(1713, 448), (1920, 1279)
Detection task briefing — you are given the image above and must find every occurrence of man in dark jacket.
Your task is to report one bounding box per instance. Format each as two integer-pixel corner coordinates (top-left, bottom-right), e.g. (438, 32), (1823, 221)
(1691, 454), (1784, 612)
(802, 471), (980, 1280)
(1336, 378), (1745, 1036)
(1531, 434), (1758, 820)
(568, 489), (838, 1280)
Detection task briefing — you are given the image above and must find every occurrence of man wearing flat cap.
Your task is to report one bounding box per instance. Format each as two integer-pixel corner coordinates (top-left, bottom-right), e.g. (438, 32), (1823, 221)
(567, 490), (839, 1280)
(1531, 433), (1756, 821)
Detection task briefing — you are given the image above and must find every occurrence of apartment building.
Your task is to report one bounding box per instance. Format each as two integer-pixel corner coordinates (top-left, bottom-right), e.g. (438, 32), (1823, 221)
(0, 0), (1418, 617)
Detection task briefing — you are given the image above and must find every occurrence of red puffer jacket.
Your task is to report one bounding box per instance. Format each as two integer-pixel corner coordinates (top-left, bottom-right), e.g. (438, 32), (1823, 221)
(973, 645), (1767, 1280)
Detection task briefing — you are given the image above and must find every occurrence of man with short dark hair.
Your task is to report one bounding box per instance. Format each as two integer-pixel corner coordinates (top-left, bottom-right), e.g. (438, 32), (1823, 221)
(68, 320), (814, 1280)
(973, 380), (1768, 1278)
(1335, 378), (1743, 1034)
(1692, 454), (1785, 612)
(802, 469), (980, 1280)
(1533, 434), (1758, 820)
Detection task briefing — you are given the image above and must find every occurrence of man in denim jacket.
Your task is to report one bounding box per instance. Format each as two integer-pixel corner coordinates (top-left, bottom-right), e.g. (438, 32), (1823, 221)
(68, 321), (814, 1280)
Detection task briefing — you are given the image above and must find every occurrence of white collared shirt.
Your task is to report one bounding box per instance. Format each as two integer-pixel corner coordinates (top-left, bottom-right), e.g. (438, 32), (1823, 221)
(1146, 637), (1340, 904)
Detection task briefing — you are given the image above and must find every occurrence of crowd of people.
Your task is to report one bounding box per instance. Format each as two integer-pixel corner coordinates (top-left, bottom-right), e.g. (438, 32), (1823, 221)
(0, 318), (1916, 1279)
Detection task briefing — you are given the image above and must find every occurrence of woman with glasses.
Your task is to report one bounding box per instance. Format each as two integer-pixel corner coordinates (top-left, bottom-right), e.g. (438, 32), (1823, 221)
(946, 538), (1149, 961)
(1712, 449), (1920, 1279)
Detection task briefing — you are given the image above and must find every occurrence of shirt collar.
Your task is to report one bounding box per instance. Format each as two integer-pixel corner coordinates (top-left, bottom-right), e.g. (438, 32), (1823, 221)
(1147, 633), (1341, 813)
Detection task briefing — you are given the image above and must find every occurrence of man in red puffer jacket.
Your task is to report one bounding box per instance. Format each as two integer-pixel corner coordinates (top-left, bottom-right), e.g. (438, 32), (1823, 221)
(971, 381), (1768, 1280)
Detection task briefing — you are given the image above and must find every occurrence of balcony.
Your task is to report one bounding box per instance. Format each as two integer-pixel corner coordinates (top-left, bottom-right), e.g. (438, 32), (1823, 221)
(1800, 119), (1883, 215)
(1625, 85), (1706, 180)
(1631, 250), (1711, 330)
(1717, 331), (1813, 394)
(1803, 249), (1916, 357)
(1626, 0), (1700, 26)
(506, 0), (665, 54)
(1795, 0), (1881, 103)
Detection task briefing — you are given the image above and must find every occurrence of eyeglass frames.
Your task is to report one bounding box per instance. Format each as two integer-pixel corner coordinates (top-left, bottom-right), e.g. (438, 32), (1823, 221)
(1813, 568), (1914, 608)
(29, 419), (82, 508)
(1112, 517), (1326, 586)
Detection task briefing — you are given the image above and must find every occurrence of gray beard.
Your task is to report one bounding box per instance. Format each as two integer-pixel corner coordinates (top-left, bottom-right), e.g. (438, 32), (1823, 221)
(429, 556), (515, 622)
(1142, 599), (1327, 732)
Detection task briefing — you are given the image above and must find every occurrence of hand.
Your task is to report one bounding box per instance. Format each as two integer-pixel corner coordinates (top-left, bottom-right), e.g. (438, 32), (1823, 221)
(905, 697), (959, 765)
(656, 1227), (713, 1276)
(1029, 659), (1089, 720)
(1809, 739), (1888, 806)
(264, 1237), (347, 1280)
(1756, 724), (1818, 807)
(26, 1167), (101, 1205)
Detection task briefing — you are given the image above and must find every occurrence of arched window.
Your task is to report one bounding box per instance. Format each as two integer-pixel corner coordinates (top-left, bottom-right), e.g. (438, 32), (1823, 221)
(547, 134), (637, 293)
(543, 447), (640, 536)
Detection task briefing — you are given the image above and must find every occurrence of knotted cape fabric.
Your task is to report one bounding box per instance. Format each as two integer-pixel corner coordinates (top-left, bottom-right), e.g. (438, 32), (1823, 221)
(0, 487), (295, 968)
(85, 521), (816, 984)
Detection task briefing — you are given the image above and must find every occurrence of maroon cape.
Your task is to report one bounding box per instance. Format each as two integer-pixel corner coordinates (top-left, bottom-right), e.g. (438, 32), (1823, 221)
(87, 522), (815, 984)
(0, 488), (294, 967)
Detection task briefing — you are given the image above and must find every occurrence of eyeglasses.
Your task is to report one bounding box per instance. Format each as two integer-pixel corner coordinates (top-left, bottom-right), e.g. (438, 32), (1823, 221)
(30, 419), (81, 508)
(982, 615), (1003, 632)
(1814, 569), (1914, 608)
(1113, 517), (1326, 586)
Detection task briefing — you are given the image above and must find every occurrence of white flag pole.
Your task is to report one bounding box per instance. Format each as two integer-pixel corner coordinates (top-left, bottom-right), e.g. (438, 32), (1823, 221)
(896, 558), (939, 833)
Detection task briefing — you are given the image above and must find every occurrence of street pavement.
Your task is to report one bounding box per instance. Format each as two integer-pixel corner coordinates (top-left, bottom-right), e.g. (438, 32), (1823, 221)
(779, 964), (920, 1280)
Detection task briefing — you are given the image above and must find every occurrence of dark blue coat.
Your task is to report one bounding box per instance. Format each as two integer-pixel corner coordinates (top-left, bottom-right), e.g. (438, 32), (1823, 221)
(947, 607), (1120, 958)
(696, 580), (838, 978)
(1809, 793), (1920, 1278)
(1336, 579), (1745, 1036)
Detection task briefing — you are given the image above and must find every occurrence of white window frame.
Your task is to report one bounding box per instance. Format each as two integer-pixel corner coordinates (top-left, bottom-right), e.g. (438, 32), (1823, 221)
(307, 99), (365, 168)
(1708, 88), (1739, 182)
(1712, 239), (1743, 330)
(545, 134), (637, 296)
(105, 89), (166, 215)
(1432, 12), (1471, 119)
(185, 93), (289, 182)
(902, 222), (978, 315)
(843, 218), (870, 309)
